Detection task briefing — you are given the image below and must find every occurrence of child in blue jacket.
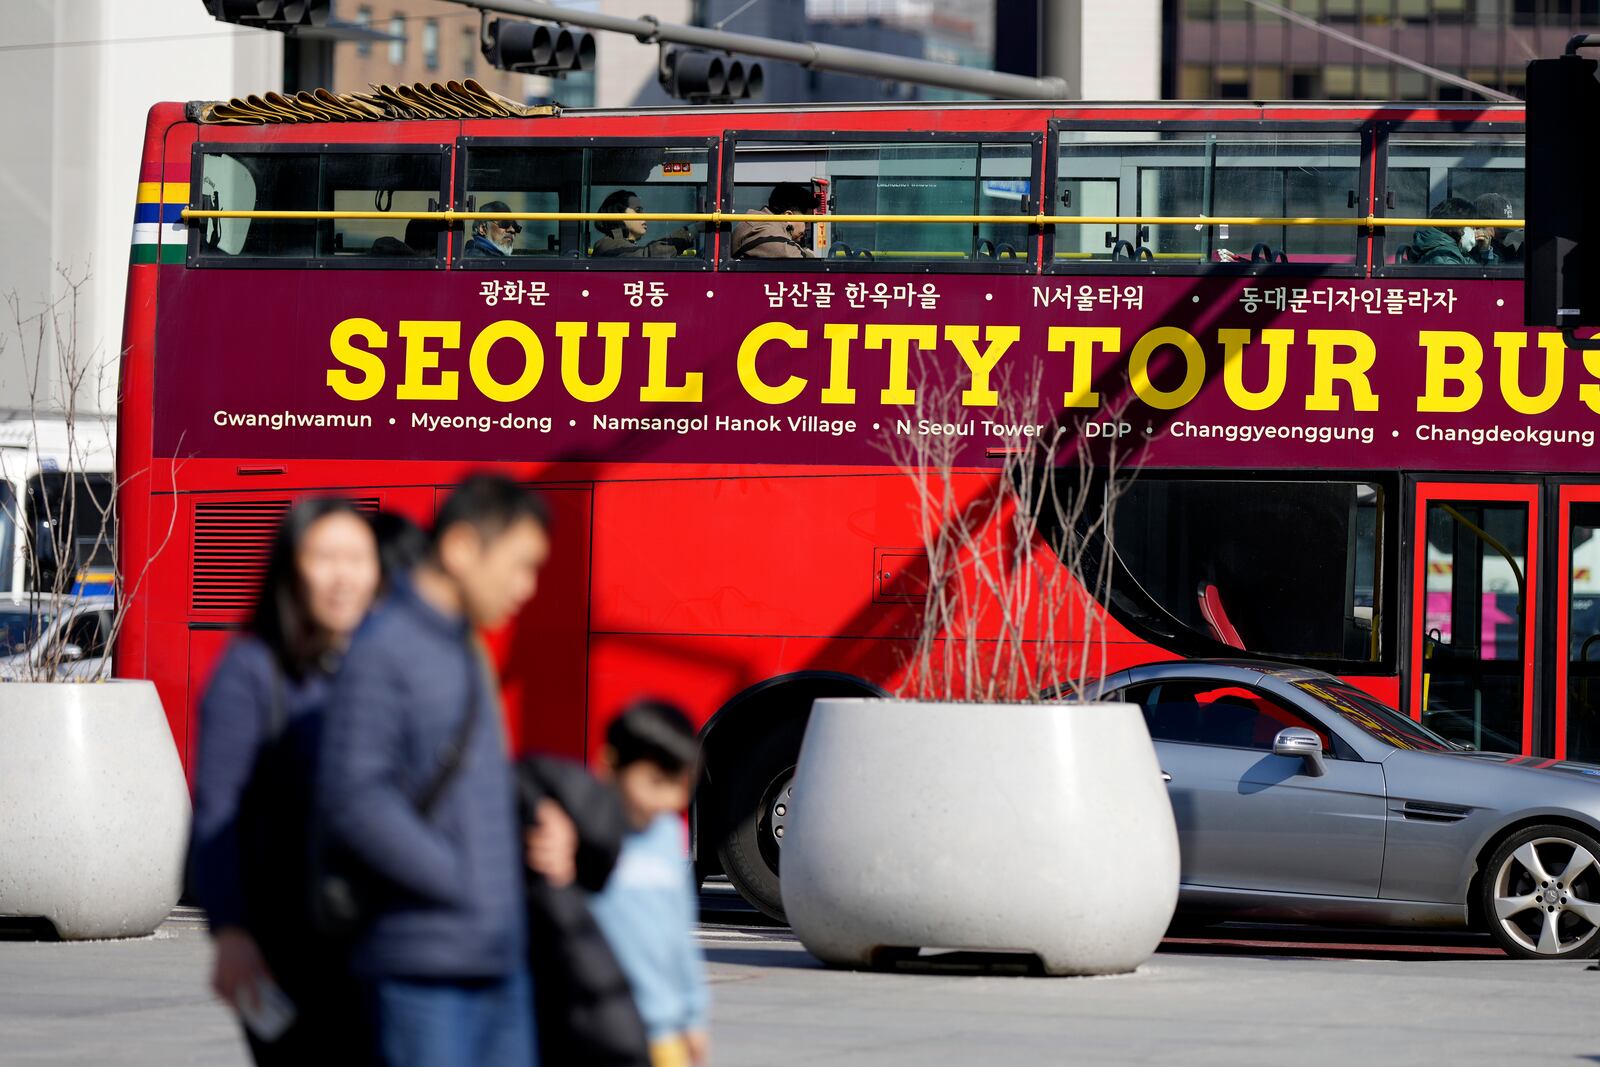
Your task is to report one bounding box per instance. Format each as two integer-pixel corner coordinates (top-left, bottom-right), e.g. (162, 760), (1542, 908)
(589, 702), (710, 1067)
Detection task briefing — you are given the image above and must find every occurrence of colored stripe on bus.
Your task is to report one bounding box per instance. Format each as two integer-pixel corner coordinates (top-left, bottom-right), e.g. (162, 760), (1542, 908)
(130, 243), (185, 265)
(136, 181), (190, 204)
(134, 202), (186, 225)
(132, 222), (187, 245)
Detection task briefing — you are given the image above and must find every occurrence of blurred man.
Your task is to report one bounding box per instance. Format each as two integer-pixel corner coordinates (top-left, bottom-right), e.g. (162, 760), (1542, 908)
(319, 475), (554, 1067)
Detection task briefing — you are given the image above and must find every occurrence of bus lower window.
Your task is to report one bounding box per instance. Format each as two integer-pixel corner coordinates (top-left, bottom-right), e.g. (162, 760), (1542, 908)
(1054, 129), (1363, 267)
(729, 138), (1034, 265)
(460, 144), (713, 264)
(194, 150), (446, 262)
(1099, 478), (1384, 662)
(1382, 134), (1524, 270)
(24, 472), (114, 595)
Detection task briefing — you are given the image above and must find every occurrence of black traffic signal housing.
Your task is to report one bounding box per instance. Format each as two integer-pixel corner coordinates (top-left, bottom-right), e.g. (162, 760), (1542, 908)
(483, 19), (596, 78)
(1526, 53), (1600, 328)
(659, 48), (764, 103)
(200, 1), (329, 28)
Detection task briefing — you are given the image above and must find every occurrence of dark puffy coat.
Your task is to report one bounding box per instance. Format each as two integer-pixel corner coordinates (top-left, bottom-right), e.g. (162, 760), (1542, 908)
(1411, 225), (1474, 265)
(518, 757), (651, 1067)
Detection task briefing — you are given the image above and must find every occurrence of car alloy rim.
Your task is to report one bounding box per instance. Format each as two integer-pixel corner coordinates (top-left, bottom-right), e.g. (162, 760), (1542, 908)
(1493, 836), (1600, 955)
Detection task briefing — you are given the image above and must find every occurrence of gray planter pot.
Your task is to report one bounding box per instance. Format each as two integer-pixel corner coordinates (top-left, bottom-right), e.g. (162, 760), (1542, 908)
(782, 698), (1179, 976)
(0, 681), (190, 938)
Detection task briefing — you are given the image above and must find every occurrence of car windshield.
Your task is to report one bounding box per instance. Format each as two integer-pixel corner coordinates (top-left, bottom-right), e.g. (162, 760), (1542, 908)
(0, 606), (50, 655)
(1293, 678), (1456, 751)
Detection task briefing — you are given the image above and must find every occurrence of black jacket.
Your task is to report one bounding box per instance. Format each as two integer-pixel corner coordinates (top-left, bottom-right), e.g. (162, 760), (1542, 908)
(518, 757), (651, 1067)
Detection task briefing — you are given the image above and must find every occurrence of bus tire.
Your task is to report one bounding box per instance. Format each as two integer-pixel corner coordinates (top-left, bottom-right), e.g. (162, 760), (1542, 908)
(716, 718), (807, 922)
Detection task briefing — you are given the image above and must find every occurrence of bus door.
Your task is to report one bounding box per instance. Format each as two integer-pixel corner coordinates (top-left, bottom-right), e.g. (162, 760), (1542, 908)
(1408, 481), (1539, 755)
(1555, 485), (1600, 762)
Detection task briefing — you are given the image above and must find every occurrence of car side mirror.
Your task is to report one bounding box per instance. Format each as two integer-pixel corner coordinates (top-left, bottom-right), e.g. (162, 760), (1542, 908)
(58, 643), (83, 662)
(1272, 727), (1327, 777)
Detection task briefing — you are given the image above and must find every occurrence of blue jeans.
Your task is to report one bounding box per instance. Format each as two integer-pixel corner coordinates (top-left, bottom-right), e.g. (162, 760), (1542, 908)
(369, 966), (536, 1067)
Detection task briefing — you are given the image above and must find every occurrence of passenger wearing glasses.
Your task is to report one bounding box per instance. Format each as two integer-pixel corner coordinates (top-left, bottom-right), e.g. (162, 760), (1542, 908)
(464, 200), (522, 257)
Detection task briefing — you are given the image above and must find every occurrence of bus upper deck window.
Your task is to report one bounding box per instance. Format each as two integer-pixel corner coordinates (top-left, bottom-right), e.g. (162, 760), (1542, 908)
(1052, 128), (1363, 270)
(459, 142), (713, 268)
(1381, 133), (1523, 272)
(727, 137), (1036, 268)
(193, 149), (446, 265)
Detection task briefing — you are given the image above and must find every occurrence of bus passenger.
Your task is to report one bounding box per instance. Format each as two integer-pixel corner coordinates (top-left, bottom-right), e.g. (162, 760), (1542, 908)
(464, 200), (521, 257)
(190, 499), (382, 1065)
(1472, 192), (1522, 264)
(731, 182), (817, 259)
(1410, 198), (1477, 266)
(591, 190), (697, 258)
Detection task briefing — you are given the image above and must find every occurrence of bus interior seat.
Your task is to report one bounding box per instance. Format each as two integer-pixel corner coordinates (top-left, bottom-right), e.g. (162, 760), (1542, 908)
(369, 235), (415, 256)
(1197, 582), (1246, 649)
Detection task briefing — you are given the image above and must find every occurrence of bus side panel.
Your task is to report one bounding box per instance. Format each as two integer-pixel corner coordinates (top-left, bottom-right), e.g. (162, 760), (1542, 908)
(584, 629), (1178, 761)
(115, 104), (190, 684)
(185, 627), (234, 778)
(482, 485), (593, 761)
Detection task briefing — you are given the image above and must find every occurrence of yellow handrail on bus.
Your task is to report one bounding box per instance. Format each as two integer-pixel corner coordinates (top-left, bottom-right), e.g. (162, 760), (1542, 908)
(178, 208), (1526, 230)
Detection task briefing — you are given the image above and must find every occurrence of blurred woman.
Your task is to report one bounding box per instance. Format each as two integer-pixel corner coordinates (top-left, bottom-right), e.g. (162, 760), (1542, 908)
(189, 499), (382, 1064)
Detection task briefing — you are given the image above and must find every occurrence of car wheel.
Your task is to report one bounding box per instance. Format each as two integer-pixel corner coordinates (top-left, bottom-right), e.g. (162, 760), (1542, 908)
(1480, 824), (1600, 959)
(715, 720), (805, 923)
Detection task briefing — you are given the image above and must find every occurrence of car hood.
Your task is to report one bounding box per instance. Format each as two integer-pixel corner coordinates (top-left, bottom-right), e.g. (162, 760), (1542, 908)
(1383, 747), (1600, 815)
(1451, 750), (1600, 781)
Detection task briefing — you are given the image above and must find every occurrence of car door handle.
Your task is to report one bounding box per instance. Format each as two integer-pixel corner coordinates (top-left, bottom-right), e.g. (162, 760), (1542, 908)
(1161, 770), (1172, 783)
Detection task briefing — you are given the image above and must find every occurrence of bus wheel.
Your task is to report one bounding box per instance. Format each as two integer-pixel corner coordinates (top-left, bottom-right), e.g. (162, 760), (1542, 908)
(716, 719), (805, 922)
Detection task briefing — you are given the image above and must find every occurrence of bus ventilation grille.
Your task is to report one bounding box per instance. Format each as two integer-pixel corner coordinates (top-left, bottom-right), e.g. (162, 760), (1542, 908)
(189, 80), (558, 126)
(191, 498), (379, 613)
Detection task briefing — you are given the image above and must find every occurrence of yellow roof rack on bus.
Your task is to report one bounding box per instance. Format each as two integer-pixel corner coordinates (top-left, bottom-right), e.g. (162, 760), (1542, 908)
(189, 79), (559, 125)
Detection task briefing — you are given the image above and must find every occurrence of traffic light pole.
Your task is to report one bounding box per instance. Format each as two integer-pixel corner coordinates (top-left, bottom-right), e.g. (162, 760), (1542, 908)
(451, 0), (1071, 100)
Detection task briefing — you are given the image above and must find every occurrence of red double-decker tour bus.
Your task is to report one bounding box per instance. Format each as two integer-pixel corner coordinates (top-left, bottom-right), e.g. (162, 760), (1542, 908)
(120, 91), (1580, 917)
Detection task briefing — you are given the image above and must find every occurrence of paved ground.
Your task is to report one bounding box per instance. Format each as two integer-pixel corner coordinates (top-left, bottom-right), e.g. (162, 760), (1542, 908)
(3, 901), (1600, 1066)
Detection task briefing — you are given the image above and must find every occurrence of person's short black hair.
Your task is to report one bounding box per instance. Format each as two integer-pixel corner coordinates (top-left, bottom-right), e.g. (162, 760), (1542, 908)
(1474, 192), (1513, 220)
(250, 497), (377, 680)
(597, 189), (639, 238)
(606, 700), (699, 774)
(430, 474), (550, 550)
(370, 510), (428, 583)
(767, 182), (814, 216)
(1430, 197), (1476, 222)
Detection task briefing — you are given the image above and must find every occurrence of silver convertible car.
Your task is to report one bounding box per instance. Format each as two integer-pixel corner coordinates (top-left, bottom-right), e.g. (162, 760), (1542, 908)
(1093, 660), (1600, 959)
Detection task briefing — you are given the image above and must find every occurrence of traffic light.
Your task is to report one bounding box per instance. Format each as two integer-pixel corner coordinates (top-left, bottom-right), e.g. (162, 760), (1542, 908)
(1525, 53), (1600, 328)
(483, 19), (596, 78)
(199, 1), (329, 28)
(659, 48), (764, 103)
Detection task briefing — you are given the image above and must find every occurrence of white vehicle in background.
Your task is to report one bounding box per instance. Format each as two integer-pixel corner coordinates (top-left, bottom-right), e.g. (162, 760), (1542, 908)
(0, 412), (116, 599)
(0, 595), (114, 681)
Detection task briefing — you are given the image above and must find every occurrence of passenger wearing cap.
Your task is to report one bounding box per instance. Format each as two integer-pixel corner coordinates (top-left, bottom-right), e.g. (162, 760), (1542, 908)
(465, 200), (521, 257)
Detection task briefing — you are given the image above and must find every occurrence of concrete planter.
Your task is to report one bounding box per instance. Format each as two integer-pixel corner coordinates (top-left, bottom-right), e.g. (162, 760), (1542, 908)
(0, 681), (189, 939)
(783, 698), (1179, 976)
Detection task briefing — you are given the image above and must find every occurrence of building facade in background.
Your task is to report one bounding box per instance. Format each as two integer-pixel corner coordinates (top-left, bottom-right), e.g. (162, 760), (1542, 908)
(0, 1), (280, 416)
(1170, 0), (1594, 101)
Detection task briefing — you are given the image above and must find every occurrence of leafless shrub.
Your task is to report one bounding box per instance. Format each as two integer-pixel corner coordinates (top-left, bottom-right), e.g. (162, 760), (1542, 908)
(0, 269), (181, 681)
(877, 355), (1133, 704)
